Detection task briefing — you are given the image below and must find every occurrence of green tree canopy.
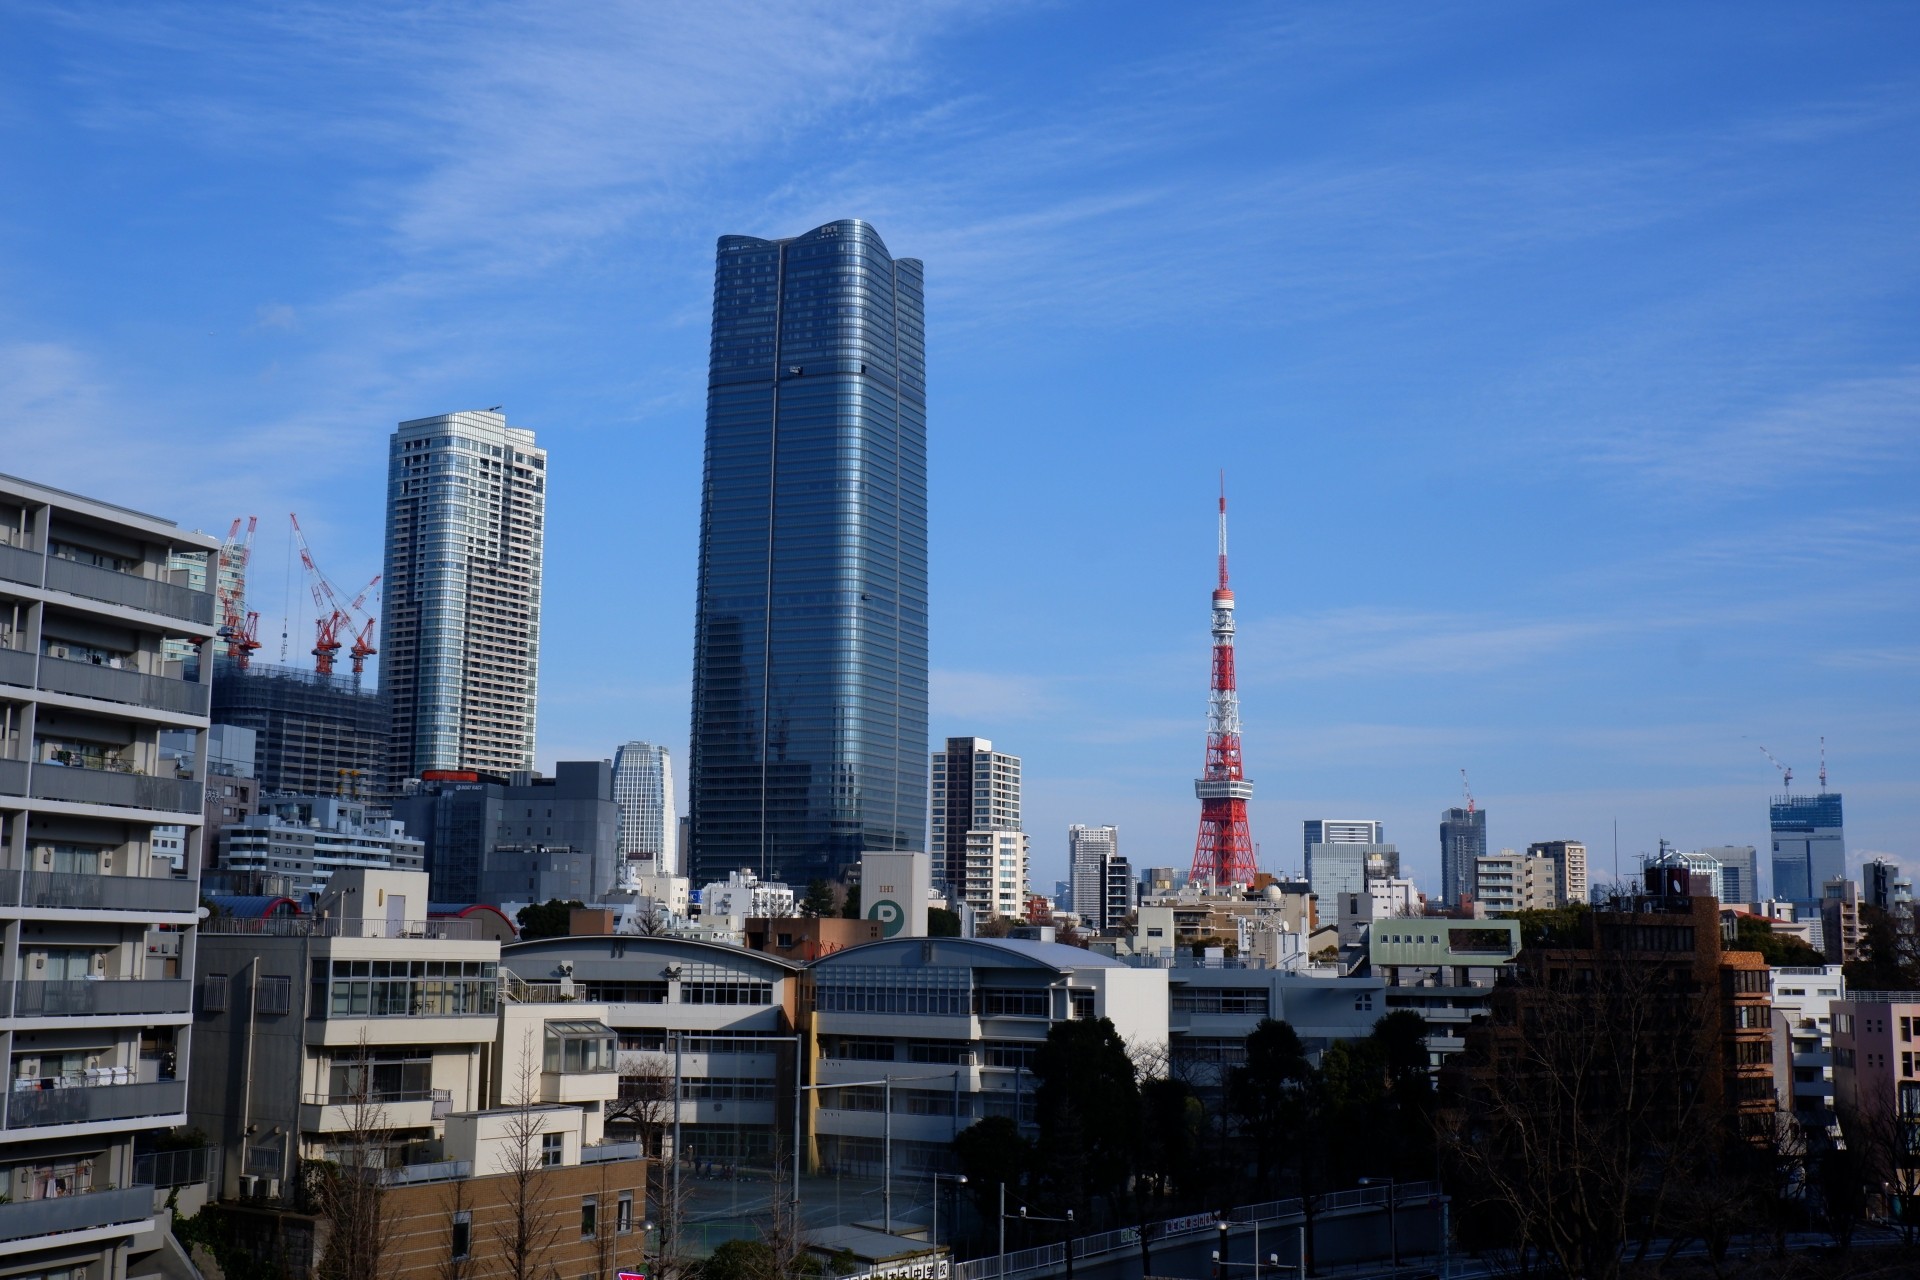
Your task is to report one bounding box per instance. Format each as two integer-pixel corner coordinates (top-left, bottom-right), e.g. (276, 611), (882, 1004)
(514, 898), (583, 941)
(799, 879), (837, 919)
(927, 907), (962, 937)
(1032, 1016), (1140, 1219)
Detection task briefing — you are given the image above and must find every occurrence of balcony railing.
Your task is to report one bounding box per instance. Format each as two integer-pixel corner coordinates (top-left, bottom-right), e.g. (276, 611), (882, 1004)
(0, 870), (200, 914)
(0, 543), (41, 589)
(29, 765), (202, 813)
(0, 646), (34, 689)
(2, 1078), (186, 1130)
(133, 1145), (216, 1189)
(0, 1185), (155, 1245)
(44, 556), (215, 626)
(202, 916), (478, 940)
(0, 758), (24, 797)
(37, 655), (210, 717)
(378, 1159), (471, 1187)
(581, 1140), (644, 1165)
(6, 979), (192, 1018)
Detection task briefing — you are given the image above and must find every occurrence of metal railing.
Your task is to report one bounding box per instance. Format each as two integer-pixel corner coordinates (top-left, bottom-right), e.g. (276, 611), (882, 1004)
(0, 871), (199, 914)
(0, 1184), (155, 1243)
(43, 556), (215, 625)
(202, 916), (478, 940)
(37, 655), (210, 717)
(379, 1159), (472, 1187)
(0, 542), (41, 588)
(1837, 991), (1920, 1005)
(28, 765), (203, 814)
(950, 1181), (1437, 1280)
(582, 1140), (645, 1164)
(0, 646), (33, 688)
(5, 978), (192, 1018)
(2, 1079), (186, 1130)
(133, 1145), (216, 1189)
(302, 1088), (441, 1107)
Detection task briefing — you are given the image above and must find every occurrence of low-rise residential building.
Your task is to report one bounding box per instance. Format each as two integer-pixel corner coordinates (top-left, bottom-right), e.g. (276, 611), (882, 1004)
(1474, 849), (1557, 913)
(962, 828), (1029, 920)
(1369, 918), (1522, 1068)
(698, 870), (795, 934)
(1831, 992), (1920, 1144)
(1770, 964), (1846, 1139)
(1820, 878), (1863, 965)
(1525, 839), (1589, 905)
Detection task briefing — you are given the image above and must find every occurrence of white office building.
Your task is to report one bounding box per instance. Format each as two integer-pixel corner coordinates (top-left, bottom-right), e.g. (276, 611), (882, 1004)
(383, 410), (546, 778)
(1302, 818), (1384, 866)
(931, 737), (1023, 915)
(612, 740), (676, 873)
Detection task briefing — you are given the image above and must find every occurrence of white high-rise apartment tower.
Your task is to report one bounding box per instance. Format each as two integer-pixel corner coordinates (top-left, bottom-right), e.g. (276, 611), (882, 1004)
(930, 737), (1024, 917)
(1, 472), (219, 1280)
(1068, 823), (1121, 926)
(613, 740), (677, 873)
(383, 410), (546, 777)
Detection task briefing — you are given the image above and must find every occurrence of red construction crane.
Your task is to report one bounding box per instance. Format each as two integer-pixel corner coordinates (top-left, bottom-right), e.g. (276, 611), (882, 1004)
(1188, 477), (1259, 888)
(214, 517), (263, 668)
(289, 513), (381, 678)
(1461, 768), (1475, 815)
(1758, 744), (1793, 791)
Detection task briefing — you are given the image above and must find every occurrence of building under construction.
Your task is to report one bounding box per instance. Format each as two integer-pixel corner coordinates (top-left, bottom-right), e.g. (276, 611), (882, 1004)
(209, 655), (390, 799)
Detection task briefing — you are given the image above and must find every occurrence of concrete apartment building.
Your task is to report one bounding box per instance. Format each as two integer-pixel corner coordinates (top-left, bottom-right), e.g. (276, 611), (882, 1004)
(1831, 993), (1920, 1143)
(1702, 844), (1760, 906)
(930, 738), (1023, 916)
(217, 794), (425, 903)
(1770, 964), (1846, 1140)
(188, 869), (646, 1280)
(1370, 919), (1523, 1068)
(1863, 856), (1912, 910)
(1525, 839), (1588, 905)
(383, 411), (546, 779)
(1820, 877), (1864, 965)
(0, 472), (219, 1280)
(1474, 848), (1559, 913)
(1166, 965), (1387, 1098)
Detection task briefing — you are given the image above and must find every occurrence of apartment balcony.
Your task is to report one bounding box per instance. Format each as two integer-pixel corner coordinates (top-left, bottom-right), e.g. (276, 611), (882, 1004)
(0, 543), (41, 589)
(0, 758), (24, 798)
(43, 556), (215, 627)
(581, 1140), (644, 1165)
(0, 870), (199, 914)
(542, 1070), (618, 1105)
(5, 978), (192, 1019)
(2, 1079), (186, 1131)
(37, 654), (210, 718)
(0, 1185), (155, 1256)
(28, 764), (203, 814)
(300, 1090), (444, 1134)
(0, 645), (33, 689)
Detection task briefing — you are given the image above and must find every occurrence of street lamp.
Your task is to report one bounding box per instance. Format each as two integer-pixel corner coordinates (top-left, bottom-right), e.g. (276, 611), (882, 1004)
(801, 1072), (949, 1234)
(930, 1172), (968, 1252)
(1356, 1176), (1399, 1266)
(1216, 1217), (1299, 1278)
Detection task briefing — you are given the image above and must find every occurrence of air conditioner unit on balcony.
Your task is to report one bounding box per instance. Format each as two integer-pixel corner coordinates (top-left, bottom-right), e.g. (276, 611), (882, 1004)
(238, 1176), (260, 1198)
(146, 932), (181, 958)
(264, 1179), (281, 1199)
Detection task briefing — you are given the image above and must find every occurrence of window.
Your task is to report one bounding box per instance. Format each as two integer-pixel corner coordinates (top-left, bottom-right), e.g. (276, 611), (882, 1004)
(451, 1211), (472, 1259)
(256, 976), (292, 1016)
(978, 989), (1049, 1019)
(679, 980), (772, 1006)
(1171, 988), (1269, 1016)
(581, 1197), (597, 1238)
(1355, 992), (1375, 1012)
(542, 1133), (564, 1167)
(829, 1037), (895, 1062)
(617, 1192), (634, 1234)
(983, 1041), (1036, 1071)
(907, 1040), (973, 1065)
(202, 974), (228, 1013)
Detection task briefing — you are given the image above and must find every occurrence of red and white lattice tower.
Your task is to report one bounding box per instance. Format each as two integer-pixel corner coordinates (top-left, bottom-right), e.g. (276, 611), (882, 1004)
(1189, 481), (1259, 887)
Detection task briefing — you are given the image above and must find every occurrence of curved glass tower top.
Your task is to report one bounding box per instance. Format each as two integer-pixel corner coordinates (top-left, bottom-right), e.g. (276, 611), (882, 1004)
(688, 220), (929, 889)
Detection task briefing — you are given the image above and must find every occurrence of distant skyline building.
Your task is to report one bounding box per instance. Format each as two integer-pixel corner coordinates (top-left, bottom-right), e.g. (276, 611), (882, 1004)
(687, 220), (928, 889)
(1526, 839), (1590, 906)
(1771, 792), (1846, 906)
(382, 409), (546, 779)
(613, 740), (676, 873)
(1440, 806), (1487, 906)
(391, 761), (617, 903)
(1069, 824), (1120, 924)
(1863, 856), (1912, 910)
(210, 656), (389, 799)
(1302, 819), (1385, 865)
(1309, 842), (1400, 903)
(1700, 844), (1759, 906)
(1475, 848), (1558, 914)
(930, 736), (1023, 911)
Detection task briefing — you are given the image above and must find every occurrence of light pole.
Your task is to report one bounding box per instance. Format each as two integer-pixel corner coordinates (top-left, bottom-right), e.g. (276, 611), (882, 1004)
(1017, 1206), (1073, 1280)
(801, 1072), (948, 1234)
(1357, 1176), (1398, 1266)
(1216, 1219), (1295, 1278)
(931, 1171), (968, 1252)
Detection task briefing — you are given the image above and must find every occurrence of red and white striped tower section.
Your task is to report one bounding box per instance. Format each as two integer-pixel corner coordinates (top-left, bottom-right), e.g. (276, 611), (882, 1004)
(1189, 483), (1259, 887)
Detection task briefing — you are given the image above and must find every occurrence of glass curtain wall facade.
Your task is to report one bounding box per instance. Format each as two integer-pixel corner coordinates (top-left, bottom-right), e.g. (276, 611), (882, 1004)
(688, 220), (928, 888)
(1439, 807), (1487, 908)
(1771, 792), (1845, 906)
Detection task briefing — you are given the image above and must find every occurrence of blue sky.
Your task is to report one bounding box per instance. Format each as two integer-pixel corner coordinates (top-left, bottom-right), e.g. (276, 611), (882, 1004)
(3, 1), (1916, 893)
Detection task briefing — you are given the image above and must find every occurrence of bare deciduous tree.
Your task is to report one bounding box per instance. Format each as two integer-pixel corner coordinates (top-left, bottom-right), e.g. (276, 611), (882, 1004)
(494, 1033), (563, 1280)
(312, 1039), (393, 1280)
(436, 1175), (476, 1280)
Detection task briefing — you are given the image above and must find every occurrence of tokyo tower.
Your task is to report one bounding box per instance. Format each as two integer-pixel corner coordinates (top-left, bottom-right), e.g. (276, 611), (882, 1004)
(1189, 481), (1259, 886)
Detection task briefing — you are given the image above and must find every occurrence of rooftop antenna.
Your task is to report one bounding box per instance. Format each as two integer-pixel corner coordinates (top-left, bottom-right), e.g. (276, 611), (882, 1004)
(1819, 736), (1827, 791)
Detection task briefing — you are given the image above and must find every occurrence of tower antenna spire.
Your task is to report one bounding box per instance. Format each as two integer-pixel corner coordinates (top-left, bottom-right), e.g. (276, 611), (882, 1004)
(1189, 478), (1258, 888)
(1819, 736), (1827, 790)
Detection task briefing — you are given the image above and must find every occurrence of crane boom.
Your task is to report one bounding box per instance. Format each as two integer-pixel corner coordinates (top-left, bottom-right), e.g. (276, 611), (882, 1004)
(1758, 744), (1793, 791)
(1461, 767), (1475, 815)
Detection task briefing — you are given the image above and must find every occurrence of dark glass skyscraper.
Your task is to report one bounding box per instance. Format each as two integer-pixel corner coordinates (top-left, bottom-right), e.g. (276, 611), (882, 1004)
(688, 220), (928, 889)
(1439, 806), (1487, 908)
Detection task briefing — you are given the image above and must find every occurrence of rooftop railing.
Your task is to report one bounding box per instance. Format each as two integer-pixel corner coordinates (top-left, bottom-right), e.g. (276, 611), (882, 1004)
(202, 916), (479, 940)
(378, 1159), (471, 1187)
